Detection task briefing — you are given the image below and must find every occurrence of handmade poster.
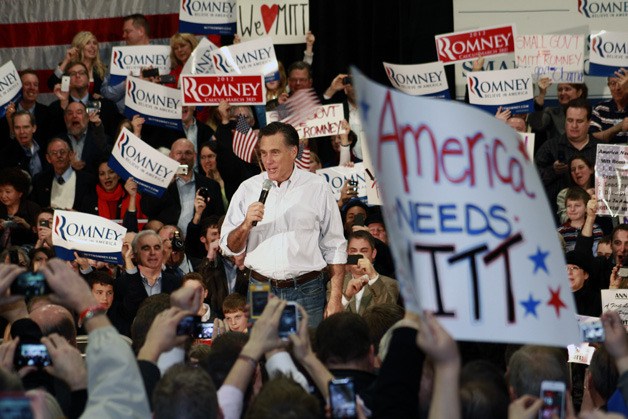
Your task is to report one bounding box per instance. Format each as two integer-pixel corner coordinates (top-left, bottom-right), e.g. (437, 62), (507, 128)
(383, 61), (450, 98)
(181, 37), (219, 75)
(181, 74), (265, 105)
(179, 0), (236, 35)
(0, 61), (22, 118)
(237, 0), (309, 44)
(514, 34), (585, 82)
(518, 132), (535, 162)
(602, 289), (628, 329)
(52, 210), (126, 264)
(435, 24), (516, 65)
(567, 343), (595, 365)
(589, 31), (628, 77)
(210, 36), (278, 81)
(595, 144), (628, 217)
(266, 104), (347, 139)
(109, 45), (171, 85)
(353, 67), (580, 346)
(361, 133), (382, 206)
(467, 68), (534, 114)
(316, 163), (367, 201)
(124, 77), (183, 131)
(108, 128), (179, 198)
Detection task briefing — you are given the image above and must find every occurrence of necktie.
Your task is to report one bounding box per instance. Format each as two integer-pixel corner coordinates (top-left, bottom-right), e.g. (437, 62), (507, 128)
(57, 176), (65, 185)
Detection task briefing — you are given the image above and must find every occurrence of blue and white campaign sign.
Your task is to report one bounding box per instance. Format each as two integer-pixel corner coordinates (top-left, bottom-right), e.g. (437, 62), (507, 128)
(210, 36), (279, 81)
(514, 34), (585, 83)
(181, 37), (219, 75)
(237, 0), (309, 45)
(179, 0), (236, 35)
(109, 45), (171, 85)
(108, 128), (179, 198)
(52, 210), (126, 264)
(316, 163), (367, 201)
(353, 67), (580, 346)
(383, 61), (450, 98)
(124, 77), (183, 131)
(0, 61), (22, 118)
(589, 31), (628, 77)
(467, 68), (533, 115)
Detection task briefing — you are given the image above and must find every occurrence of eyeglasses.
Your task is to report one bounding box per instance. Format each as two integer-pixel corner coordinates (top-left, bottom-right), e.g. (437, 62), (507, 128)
(68, 70), (87, 77)
(566, 266), (582, 272)
(48, 149), (69, 156)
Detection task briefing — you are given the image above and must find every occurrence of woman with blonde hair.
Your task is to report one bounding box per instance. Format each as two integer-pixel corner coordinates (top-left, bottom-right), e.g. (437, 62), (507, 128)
(166, 32), (199, 87)
(48, 31), (106, 95)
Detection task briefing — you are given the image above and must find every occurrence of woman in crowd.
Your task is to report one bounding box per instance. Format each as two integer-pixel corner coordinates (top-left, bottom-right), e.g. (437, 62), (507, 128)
(166, 32), (199, 87)
(48, 31), (106, 95)
(0, 168), (40, 248)
(198, 141), (228, 209)
(265, 61), (287, 109)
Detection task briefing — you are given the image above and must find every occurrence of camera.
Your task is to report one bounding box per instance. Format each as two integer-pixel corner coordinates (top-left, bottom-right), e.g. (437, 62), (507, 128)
(249, 283), (270, 319)
(342, 76), (352, 85)
(14, 342), (52, 368)
(176, 315), (201, 336)
(141, 68), (159, 78)
(171, 230), (185, 252)
(10, 272), (50, 299)
(39, 219), (51, 228)
(329, 377), (357, 418)
(198, 187), (212, 201)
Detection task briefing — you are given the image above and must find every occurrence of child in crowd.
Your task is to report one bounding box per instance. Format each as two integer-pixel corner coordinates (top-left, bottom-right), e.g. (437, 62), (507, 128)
(221, 293), (248, 333)
(557, 187), (603, 253)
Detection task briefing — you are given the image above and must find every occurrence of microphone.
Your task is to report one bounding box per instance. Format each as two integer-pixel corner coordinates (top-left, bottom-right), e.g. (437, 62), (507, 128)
(252, 179), (273, 226)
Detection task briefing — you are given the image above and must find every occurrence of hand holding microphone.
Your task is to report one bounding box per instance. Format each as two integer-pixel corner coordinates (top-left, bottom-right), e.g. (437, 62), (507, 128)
(248, 179), (273, 228)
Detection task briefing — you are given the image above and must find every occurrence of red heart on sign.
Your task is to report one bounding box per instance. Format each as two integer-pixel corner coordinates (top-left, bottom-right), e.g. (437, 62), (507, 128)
(260, 4), (279, 34)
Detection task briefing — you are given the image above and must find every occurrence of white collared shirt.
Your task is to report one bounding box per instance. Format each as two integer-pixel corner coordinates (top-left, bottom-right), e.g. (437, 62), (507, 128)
(220, 166), (347, 280)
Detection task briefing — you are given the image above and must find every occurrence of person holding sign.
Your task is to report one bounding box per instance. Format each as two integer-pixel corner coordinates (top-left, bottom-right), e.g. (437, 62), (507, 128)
(221, 122), (347, 327)
(166, 33), (199, 88)
(590, 76), (628, 144)
(557, 187), (603, 253)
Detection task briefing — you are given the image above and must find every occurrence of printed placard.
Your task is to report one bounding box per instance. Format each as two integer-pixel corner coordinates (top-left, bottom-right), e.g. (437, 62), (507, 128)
(383, 61), (450, 98)
(108, 128), (179, 198)
(589, 31), (628, 77)
(237, 0), (309, 45)
(179, 0), (236, 35)
(602, 289), (628, 329)
(353, 67), (580, 346)
(210, 36), (278, 81)
(467, 68), (534, 114)
(52, 210), (126, 264)
(514, 34), (585, 83)
(181, 74), (265, 105)
(0, 61), (22, 118)
(316, 163), (367, 201)
(266, 104), (347, 139)
(435, 24), (516, 65)
(595, 144), (628, 217)
(361, 134), (382, 206)
(109, 45), (171, 85)
(181, 37), (219, 75)
(124, 77), (183, 131)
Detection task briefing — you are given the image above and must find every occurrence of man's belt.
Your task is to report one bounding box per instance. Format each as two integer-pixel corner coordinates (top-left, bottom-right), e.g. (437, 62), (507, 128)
(249, 270), (321, 289)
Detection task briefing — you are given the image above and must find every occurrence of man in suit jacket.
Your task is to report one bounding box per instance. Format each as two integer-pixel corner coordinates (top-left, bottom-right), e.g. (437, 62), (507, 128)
(30, 138), (96, 210)
(331, 230), (399, 315)
(0, 111), (48, 177)
(113, 230), (181, 336)
(142, 138), (224, 233)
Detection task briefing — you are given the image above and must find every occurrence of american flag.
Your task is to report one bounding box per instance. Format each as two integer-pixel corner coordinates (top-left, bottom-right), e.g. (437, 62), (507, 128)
(295, 146), (311, 170)
(282, 88), (320, 127)
(233, 114), (258, 163)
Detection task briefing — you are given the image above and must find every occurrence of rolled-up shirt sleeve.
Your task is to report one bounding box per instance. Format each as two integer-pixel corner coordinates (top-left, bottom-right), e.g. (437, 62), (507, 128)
(319, 183), (347, 265)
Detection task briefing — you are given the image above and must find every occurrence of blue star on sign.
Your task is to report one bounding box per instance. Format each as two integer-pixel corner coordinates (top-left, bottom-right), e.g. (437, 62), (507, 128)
(359, 100), (370, 120)
(529, 246), (549, 275)
(520, 293), (541, 318)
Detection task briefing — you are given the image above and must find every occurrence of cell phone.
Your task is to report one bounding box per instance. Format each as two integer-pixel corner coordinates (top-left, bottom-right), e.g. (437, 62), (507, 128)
(176, 315), (201, 336)
(278, 302), (298, 339)
(557, 150), (565, 163)
(329, 377), (357, 419)
(353, 213), (365, 227)
(159, 74), (176, 84)
(61, 75), (70, 92)
(197, 186), (211, 200)
(342, 76), (353, 85)
(539, 381), (565, 419)
(142, 68), (159, 78)
(0, 393), (34, 419)
(194, 322), (214, 339)
(10, 272), (50, 299)
(249, 283), (270, 319)
(346, 254), (364, 265)
(580, 318), (605, 343)
(177, 164), (188, 175)
(347, 179), (358, 193)
(39, 219), (51, 228)
(14, 342), (52, 369)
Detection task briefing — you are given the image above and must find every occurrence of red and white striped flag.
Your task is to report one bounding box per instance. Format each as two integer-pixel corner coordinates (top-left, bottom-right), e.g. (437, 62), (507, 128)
(233, 115), (258, 163)
(282, 88), (320, 127)
(295, 146), (311, 170)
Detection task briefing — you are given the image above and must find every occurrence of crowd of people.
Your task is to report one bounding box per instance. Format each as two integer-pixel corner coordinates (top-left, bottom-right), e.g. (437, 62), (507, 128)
(0, 10), (628, 419)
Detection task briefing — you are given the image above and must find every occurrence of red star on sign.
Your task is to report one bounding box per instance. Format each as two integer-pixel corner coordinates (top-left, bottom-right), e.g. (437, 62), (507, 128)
(518, 139), (530, 162)
(547, 286), (567, 317)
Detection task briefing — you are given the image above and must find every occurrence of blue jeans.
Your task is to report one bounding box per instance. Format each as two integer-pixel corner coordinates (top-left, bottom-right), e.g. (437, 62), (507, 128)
(250, 272), (325, 328)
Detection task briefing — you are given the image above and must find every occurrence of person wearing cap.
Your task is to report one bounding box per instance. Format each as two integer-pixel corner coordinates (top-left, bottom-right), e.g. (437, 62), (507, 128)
(365, 210), (388, 245)
(565, 249), (600, 317)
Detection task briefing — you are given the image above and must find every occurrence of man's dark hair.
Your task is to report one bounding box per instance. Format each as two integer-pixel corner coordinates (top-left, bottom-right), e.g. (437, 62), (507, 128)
(589, 346), (618, 401)
(200, 215), (221, 238)
(19, 68), (38, 79)
(153, 363), (218, 419)
(315, 312), (371, 365)
(124, 13), (150, 36)
(244, 375), (320, 419)
(507, 346), (569, 398)
(200, 331), (249, 388)
(182, 272), (207, 290)
(564, 186), (591, 205)
(86, 270), (114, 288)
(599, 235), (612, 246)
(258, 121), (299, 147)
(347, 230), (377, 251)
(64, 61), (89, 77)
(131, 293), (171, 354)
(460, 360), (509, 419)
(287, 61), (313, 80)
(612, 224), (628, 244)
(565, 98), (592, 120)
(362, 303), (404, 354)
(11, 109), (36, 126)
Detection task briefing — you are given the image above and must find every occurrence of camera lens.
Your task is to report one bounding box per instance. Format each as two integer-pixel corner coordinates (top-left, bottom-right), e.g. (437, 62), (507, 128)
(198, 187), (211, 200)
